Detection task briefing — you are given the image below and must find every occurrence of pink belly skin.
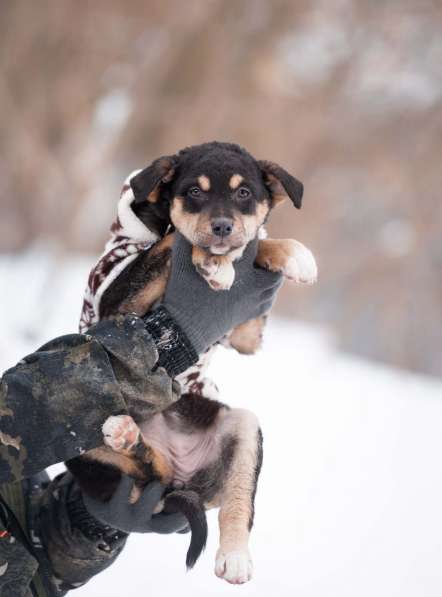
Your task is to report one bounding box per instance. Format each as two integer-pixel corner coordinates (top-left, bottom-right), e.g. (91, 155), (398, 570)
(139, 412), (224, 485)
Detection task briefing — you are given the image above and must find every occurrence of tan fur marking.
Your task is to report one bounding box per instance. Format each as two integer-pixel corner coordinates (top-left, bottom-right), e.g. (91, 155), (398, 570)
(170, 197), (201, 243)
(191, 245), (210, 268)
(85, 445), (172, 495)
(264, 173), (287, 207)
(217, 409), (260, 553)
(120, 275), (168, 315)
(198, 175), (211, 191)
(271, 193), (286, 207)
(149, 232), (175, 254)
(119, 234), (174, 315)
(228, 316), (266, 355)
(160, 163), (176, 184)
(241, 202), (270, 241)
(229, 174), (243, 190)
(84, 447), (146, 479)
(149, 447), (174, 484)
(256, 238), (296, 272)
(171, 197), (256, 253)
(98, 414), (174, 485)
(144, 159), (175, 202)
(147, 188), (160, 203)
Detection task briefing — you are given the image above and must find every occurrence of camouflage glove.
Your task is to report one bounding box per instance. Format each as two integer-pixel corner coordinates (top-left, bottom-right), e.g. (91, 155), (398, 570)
(160, 232), (283, 354)
(82, 475), (189, 534)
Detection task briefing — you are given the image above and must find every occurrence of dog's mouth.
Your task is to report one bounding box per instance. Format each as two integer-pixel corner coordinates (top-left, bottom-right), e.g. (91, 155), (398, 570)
(197, 237), (246, 256)
(210, 244), (230, 255)
(179, 228), (247, 255)
(172, 225), (244, 255)
(207, 240), (242, 255)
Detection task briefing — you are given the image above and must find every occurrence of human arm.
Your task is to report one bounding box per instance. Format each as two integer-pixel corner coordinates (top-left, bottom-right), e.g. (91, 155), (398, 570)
(32, 472), (188, 592)
(0, 315), (187, 484)
(0, 234), (282, 485)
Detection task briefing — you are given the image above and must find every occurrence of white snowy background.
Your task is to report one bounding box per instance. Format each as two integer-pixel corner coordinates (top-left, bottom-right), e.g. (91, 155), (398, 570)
(1, 248), (442, 597)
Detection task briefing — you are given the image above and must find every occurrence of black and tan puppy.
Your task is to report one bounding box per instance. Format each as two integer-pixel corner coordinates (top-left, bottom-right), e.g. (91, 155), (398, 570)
(67, 142), (317, 584)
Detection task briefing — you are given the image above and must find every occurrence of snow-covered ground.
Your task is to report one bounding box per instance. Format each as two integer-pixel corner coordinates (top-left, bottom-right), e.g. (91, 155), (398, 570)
(1, 249), (442, 597)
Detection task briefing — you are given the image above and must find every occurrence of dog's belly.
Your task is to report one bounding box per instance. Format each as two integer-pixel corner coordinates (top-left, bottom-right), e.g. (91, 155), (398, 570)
(139, 413), (221, 485)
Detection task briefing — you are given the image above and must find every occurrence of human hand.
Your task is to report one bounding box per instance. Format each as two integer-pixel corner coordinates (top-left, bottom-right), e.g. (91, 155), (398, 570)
(82, 475), (189, 534)
(162, 233), (283, 354)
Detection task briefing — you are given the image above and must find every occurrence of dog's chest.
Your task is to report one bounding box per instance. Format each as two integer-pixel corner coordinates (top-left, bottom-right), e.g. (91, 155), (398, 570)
(139, 413), (220, 484)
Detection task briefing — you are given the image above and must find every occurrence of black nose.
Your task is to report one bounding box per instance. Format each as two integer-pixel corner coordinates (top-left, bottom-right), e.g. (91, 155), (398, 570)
(211, 218), (233, 237)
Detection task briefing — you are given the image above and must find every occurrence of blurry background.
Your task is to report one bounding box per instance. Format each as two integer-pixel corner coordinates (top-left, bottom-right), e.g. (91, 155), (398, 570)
(1, 0), (441, 376)
(2, 2), (442, 597)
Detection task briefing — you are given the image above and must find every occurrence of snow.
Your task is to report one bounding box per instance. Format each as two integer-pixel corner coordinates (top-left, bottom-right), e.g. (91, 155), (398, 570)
(1, 249), (442, 596)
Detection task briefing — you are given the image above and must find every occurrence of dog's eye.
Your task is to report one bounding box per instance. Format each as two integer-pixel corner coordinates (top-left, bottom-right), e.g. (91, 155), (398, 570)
(188, 186), (201, 198)
(237, 186), (251, 199)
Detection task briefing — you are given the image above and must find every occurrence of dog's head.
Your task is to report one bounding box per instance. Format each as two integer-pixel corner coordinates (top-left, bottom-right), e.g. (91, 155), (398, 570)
(131, 142), (303, 255)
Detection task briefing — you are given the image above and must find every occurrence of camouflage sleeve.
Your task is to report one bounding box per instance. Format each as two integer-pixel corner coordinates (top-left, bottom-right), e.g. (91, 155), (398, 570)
(0, 315), (181, 484)
(33, 471), (128, 593)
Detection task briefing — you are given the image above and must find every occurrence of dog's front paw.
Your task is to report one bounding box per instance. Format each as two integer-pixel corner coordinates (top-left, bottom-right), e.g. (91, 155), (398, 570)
(284, 240), (318, 284)
(102, 415), (140, 453)
(207, 262), (235, 290)
(196, 260), (235, 290)
(215, 549), (253, 584)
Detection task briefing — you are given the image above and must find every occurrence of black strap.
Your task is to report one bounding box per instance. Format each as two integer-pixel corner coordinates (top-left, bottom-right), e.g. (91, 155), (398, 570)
(0, 494), (40, 560)
(0, 494), (40, 596)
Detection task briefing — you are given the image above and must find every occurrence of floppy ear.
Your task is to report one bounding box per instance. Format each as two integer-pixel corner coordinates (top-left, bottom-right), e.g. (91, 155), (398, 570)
(130, 155), (178, 204)
(258, 160), (303, 209)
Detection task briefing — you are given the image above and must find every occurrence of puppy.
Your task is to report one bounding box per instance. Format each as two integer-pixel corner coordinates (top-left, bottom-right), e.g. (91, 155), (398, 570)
(67, 142), (317, 584)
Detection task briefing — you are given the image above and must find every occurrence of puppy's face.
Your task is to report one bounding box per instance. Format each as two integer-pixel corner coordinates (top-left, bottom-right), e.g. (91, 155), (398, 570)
(169, 152), (272, 255)
(130, 142), (304, 255)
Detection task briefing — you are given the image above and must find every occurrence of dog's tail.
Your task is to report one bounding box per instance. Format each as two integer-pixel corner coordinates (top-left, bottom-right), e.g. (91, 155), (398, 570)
(163, 489), (208, 569)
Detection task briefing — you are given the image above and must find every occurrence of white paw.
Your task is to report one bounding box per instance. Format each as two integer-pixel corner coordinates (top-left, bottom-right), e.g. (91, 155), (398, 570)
(102, 415), (139, 452)
(207, 263), (235, 291)
(215, 549), (253, 584)
(284, 241), (318, 284)
(196, 259), (219, 278)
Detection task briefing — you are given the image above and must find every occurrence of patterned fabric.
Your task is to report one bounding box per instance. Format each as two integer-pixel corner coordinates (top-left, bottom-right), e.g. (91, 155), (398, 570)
(79, 171), (159, 334)
(79, 171), (220, 399)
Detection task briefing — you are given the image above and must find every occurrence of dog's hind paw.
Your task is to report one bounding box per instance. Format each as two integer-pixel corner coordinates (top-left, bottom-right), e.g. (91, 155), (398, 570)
(102, 415), (140, 453)
(215, 549), (253, 584)
(284, 240), (318, 284)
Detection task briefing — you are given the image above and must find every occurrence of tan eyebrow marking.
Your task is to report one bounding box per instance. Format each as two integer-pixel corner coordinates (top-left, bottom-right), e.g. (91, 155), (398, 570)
(198, 175), (211, 191)
(229, 174), (244, 190)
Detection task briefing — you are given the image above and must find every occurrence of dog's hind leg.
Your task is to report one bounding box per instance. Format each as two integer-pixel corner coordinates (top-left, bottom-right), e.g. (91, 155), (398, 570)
(102, 415), (173, 502)
(214, 408), (263, 584)
(227, 315), (267, 355)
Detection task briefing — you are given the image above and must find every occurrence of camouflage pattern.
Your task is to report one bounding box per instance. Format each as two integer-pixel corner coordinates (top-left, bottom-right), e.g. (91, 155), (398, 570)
(0, 471), (128, 596)
(0, 314), (180, 484)
(0, 314), (181, 595)
(0, 479), (39, 597)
